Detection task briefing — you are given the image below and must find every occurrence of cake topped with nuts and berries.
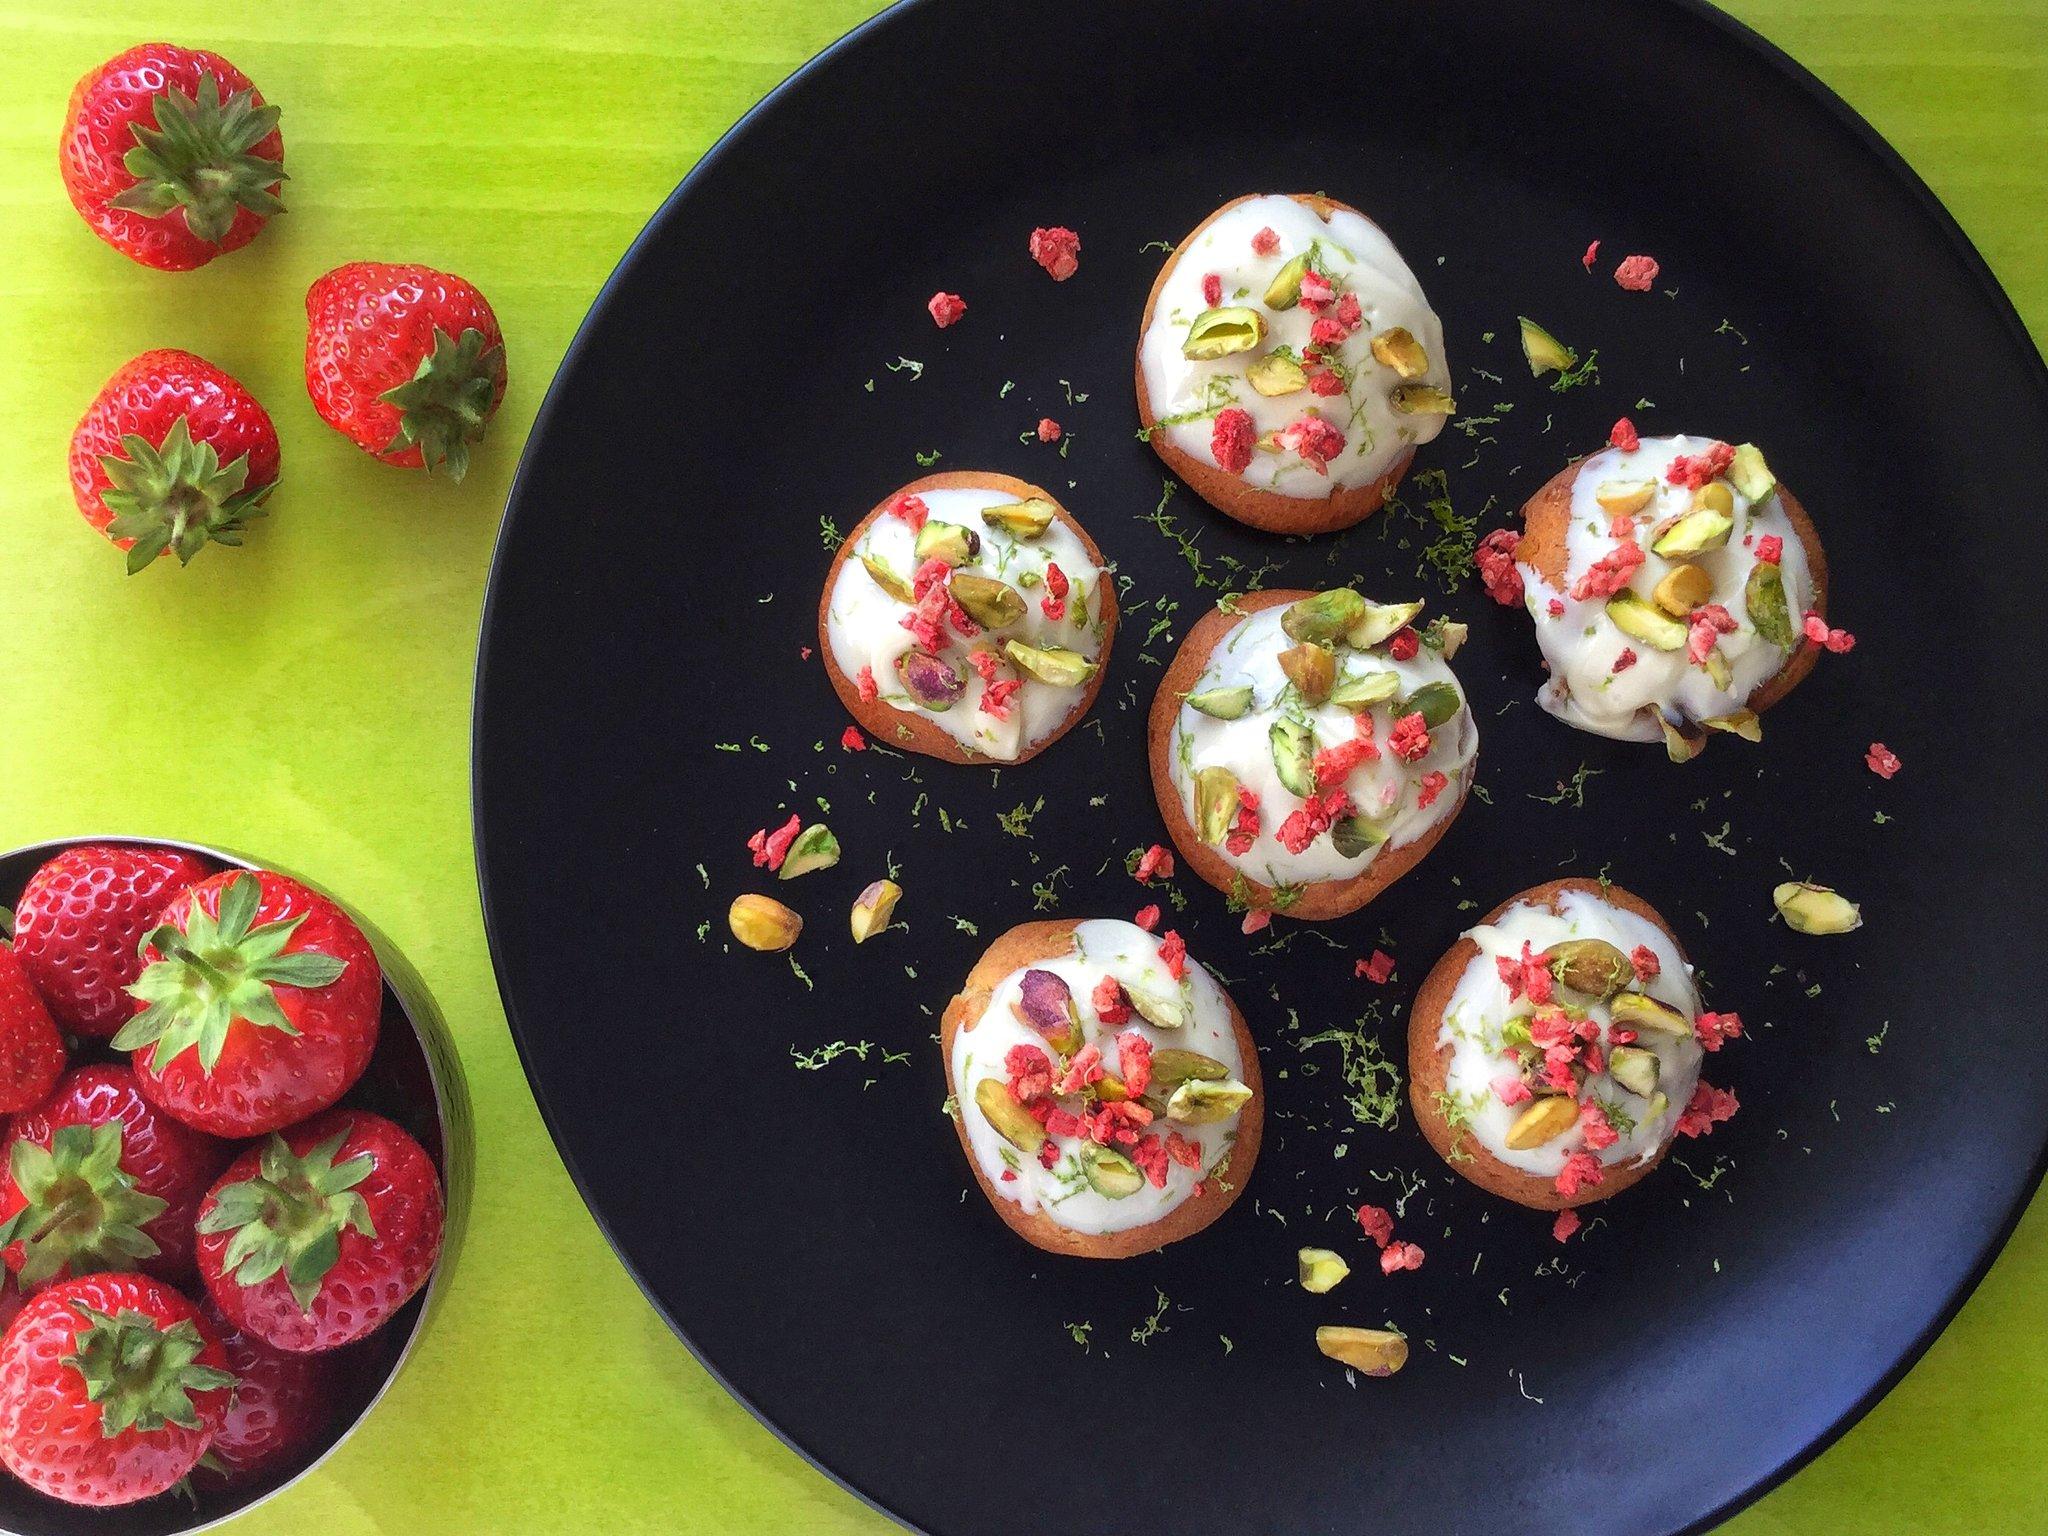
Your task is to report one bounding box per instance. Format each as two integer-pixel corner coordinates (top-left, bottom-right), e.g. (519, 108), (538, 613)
(1149, 588), (1477, 922)
(1409, 878), (1741, 1211)
(1488, 430), (1832, 758)
(820, 472), (1116, 765)
(941, 918), (1262, 1257)
(1136, 193), (1452, 534)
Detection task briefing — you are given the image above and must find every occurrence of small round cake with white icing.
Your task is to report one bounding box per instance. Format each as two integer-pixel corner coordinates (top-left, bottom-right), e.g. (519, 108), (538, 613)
(1408, 878), (1743, 1211)
(819, 472), (1116, 764)
(941, 917), (1261, 1259)
(1500, 433), (1828, 758)
(1135, 192), (1452, 534)
(1147, 589), (1477, 922)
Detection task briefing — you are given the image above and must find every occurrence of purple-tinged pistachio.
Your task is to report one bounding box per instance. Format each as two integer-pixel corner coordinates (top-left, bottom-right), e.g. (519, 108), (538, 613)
(1013, 967), (1082, 1049)
(896, 650), (966, 711)
(849, 879), (901, 942)
(1282, 588), (1368, 644)
(1369, 327), (1429, 380)
(949, 572), (1025, 629)
(1542, 938), (1632, 1000)
(975, 1077), (1047, 1155)
(1316, 1326), (1407, 1377)
(1279, 642), (1336, 704)
(1773, 881), (1861, 935)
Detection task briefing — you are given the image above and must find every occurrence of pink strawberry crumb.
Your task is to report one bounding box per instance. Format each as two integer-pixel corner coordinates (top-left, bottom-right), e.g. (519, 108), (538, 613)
(1610, 417), (1640, 452)
(1613, 254), (1661, 291)
(1028, 225), (1080, 281)
(840, 726), (866, 752)
(1251, 226), (1280, 256)
(1552, 1209), (1581, 1243)
(1355, 950), (1396, 985)
(1356, 1204), (1395, 1248)
(1134, 844), (1175, 883)
(1866, 742), (1901, 779)
(1380, 1241), (1425, 1274)
(927, 291), (966, 328)
(1582, 239), (1600, 271)
(1133, 903), (1161, 931)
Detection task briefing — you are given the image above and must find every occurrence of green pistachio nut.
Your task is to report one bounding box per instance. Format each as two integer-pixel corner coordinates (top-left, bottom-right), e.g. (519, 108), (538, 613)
(1608, 990), (1692, 1039)
(1149, 1048), (1228, 1086)
(777, 824), (841, 881)
(1397, 680), (1462, 729)
(860, 553), (914, 604)
(1278, 642), (1336, 704)
(1650, 507), (1733, 558)
(949, 572), (1026, 630)
(1329, 670), (1401, 710)
(1079, 1143), (1144, 1199)
(1002, 640), (1096, 688)
(1195, 767), (1241, 846)
(1390, 384), (1455, 415)
(1269, 718), (1316, 797)
(1607, 592), (1688, 651)
(1607, 1044), (1661, 1098)
(975, 1077), (1047, 1155)
(980, 498), (1056, 539)
(913, 520), (981, 567)
(1263, 253), (1312, 310)
(1728, 443), (1776, 503)
(1369, 327), (1429, 380)
(1185, 684), (1254, 720)
(1344, 598), (1426, 650)
(1183, 306), (1267, 360)
(1282, 589), (1368, 645)
(1744, 561), (1795, 649)
(1298, 1248), (1351, 1293)
(1542, 938), (1633, 1000)
(1316, 1326), (1407, 1377)
(1773, 881), (1862, 935)
(1329, 814), (1389, 860)
(1247, 351), (1308, 398)
(1167, 1077), (1253, 1125)
(1518, 316), (1575, 377)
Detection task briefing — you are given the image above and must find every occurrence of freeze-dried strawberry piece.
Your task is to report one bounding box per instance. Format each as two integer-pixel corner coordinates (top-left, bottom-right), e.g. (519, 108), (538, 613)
(856, 664), (879, 703)
(1388, 711), (1431, 762)
(1092, 975), (1133, 1026)
(1211, 407), (1256, 474)
(1356, 1204), (1394, 1248)
(1355, 950), (1395, 984)
(1005, 1043), (1054, 1101)
(1118, 1032), (1153, 1097)
(1687, 603), (1738, 665)
(1552, 1209), (1582, 1243)
(1298, 269), (1336, 311)
(1251, 226), (1280, 256)
(1582, 239), (1601, 271)
(1695, 1010), (1743, 1052)
(1277, 413), (1345, 473)
(1416, 770), (1449, 809)
(1754, 534), (1783, 564)
(1129, 1134), (1169, 1188)
(1134, 844), (1175, 883)
(979, 678), (1022, 719)
(1612, 648), (1638, 674)
(1475, 527), (1524, 607)
(928, 291), (966, 328)
(1133, 903), (1161, 931)
(748, 814), (801, 871)
(1029, 225), (1080, 281)
(1276, 789), (1351, 854)
(1666, 442), (1735, 489)
(1201, 272), (1223, 306)
(1803, 613), (1856, 653)
(1165, 1130), (1203, 1169)
(1629, 945), (1660, 981)
(840, 725), (866, 751)
(1041, 560), (1069, 621)
(1555, 1150), (1605, 1199)
(1494, 1074), (1533, 1107)
(1676, 1081), (1738, 1138)
(1609, 417), (1640, 452)
(1380, 1241), (1425, 1274)
(1158, 930), (1187, 981)
(1866, 742), (1901, 779)
(1388, 627), (1420, 662)
(1056, 1043), (1105, 1096)
(1613, 254), (1660, 291)
(1570, 540), (1645, 602)
(1036, 417), (1061, 443)
(890, 493), (930, 531)
(1579, 1099), (1620, 1151)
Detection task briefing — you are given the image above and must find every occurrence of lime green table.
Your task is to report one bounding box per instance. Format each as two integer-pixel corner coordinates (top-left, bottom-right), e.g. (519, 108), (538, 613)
(0, 3), (2041, 1531)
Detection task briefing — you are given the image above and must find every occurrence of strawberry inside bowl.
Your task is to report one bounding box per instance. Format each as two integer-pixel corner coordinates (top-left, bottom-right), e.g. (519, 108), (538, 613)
(0, 837), (470, 1536)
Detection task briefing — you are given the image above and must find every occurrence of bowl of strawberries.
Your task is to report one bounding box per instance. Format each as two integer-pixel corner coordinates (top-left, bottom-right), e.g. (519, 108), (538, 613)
(0, 838), (469, 1533)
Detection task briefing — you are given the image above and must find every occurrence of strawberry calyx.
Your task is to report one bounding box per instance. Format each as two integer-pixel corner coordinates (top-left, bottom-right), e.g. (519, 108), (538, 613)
(106, 72), (285, 247)
(98, 416), (276, 574)
(112, 873), (347, 1075)
(198, 1129), (375, 1311)
(377, 325), (503, 481)
(0, 1124), (168, 1288)
(62, 1302), (234, 1437)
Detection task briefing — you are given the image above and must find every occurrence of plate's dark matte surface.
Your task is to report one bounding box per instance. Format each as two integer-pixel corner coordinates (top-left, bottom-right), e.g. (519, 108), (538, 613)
(473, 3), (2048, 1533)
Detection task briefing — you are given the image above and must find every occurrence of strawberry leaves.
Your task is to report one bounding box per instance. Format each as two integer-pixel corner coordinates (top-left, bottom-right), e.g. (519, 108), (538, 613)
(378, 325), (504, 482)
(98, 415), (276, 574)
(107, 71), (285, 247)
(0, 1123), (167, 1288)
(113, 873), (347, 1074)
(198, 1130), (375, 1312)
(61, 1303), (235, 1438)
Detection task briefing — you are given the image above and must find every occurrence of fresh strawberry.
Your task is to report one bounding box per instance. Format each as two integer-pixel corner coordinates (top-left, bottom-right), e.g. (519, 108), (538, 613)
(70, 350), (281, 572)
(0, 1272), (233, 1506)
(192, 1297), (331, 1484)
(60, 43), (284, 271)
(0, 1066), (227, 1290)
(197, 1109), (442, 1353)
(0, 940), (66, 1115)
(11, 844), (213, 1036)
(114, 871), (381, 1137)
(304, 261), (506, 480)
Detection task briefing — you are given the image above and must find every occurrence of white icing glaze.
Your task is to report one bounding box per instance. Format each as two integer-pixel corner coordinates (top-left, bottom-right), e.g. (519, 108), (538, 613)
(824, 486), (1107, 761)
(1519, 435), (1816, 742)
(1437, 891), (1704, 1178)
(1166, 603), (1476, 888)
(1138, 194), (1449, 498)
(949, 920), (1246, 1237)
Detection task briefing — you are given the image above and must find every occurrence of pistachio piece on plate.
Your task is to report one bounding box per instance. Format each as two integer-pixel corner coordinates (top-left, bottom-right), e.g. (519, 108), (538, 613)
(860, 553), (913, 603)
(1660, 712), (1707, 763)
(1518, 316), (1575, 377)
(1607, 592), (1688, 651)
(1079, 1143), (1143, 1198)
(1247, 351), (1308, 397)
(1002, 640), (1095, 687)
(896, 650), (966, 711)
(1773, 881), (1862, 935)
(1609, 990), (1691, 1039)
(728, 894), (801, 952)
(1195, 766), (1241, 846)
(949, 572), (1025, 629)
(1279, 641), (1336, 704)
(849, 879), (901, 943)
(777, 825), (840, 880)
(1298, 1248), (1351, 1293)
(1149, 1048), (1228, 1086)
(1345, 598), (1425, 650)
(1316, 1325), (1407, 1377)
(1264, 252), (1312, 310)
(980, 498), (1055, 538)
(913, 520), (980, 567)
(1703, 710), (1763, 742)
(1543, 938), (1633, 1000)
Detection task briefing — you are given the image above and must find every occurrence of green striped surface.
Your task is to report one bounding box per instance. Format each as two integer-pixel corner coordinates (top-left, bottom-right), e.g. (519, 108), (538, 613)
(0, 3), (2039, 1532)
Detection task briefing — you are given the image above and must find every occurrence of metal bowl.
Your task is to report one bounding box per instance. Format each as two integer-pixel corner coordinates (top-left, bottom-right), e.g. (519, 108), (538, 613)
(0, 837), (471, 1536)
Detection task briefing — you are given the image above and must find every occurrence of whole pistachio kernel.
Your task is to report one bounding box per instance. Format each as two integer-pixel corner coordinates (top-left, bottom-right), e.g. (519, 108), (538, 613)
(975, 1077), (1047, 1155)
(1607, 592), (1688, 652)
(1194, 766), (1241, 846)
(860, 553), (914, 603)
(1185, 684), (1254, 720)
(1316, 1325), (1408, 1377)
(1504, 1093), (1579, 1150)
(1745, 561), (1795, 649)
(1329, 814), (1389, 860)
(1542, 938), (1633, 1000)
(1607, 1044), (1661, 1098)
(1149, 1048), (1228, 1086)
(1002, 640), (1096, 687)
(1651, 506), (1734, 558)
(1653, 562), (1715, 617)
(896, 650), (966, 711)
(1282, 588), (1368, 644)
(913, 520), (981, 567)
(1278, 641), (1336, 703)
(1369, 327), (1429, 380)
(1596, 479), (1659, 517)
(1167, 1077), (1253, 1125)
(1609, 990), (1691, 1039)
(1129, 986), (1189, 1031)
(1263, 252), (1312, 310)
(849, 879), (901, 942)
(728, 894), (801, 952)
(1298, 1248), (1351, 1294)
(1247, 351), (1308, 397)
(1390, 383), (1455, 415)
(1080, 1143), (1144, 1198)
(1397, 680), (1462, 729)
(777, 825), (840, 881)
(1270, 718), (1315, 797)
(949, 572), (1026, 629)
(1693, 481), (1736, 518)
(1183, 306), (1267, 360)
(1728, 443), (1776, 503)
(1013, 968), (1081, 1048)
(979, 498), (1056, 538)
(1773, 881), (1863, 935)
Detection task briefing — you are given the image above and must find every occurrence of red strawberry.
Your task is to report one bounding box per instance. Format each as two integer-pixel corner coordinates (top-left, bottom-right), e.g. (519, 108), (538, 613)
(60, 42), (284, 271)
(11, 844), (213, 1036)
(114, 870), (381, 1137)
(0, 1272), (233, 1506)
(0, 942), (65, 1115)
(197, 1109), (442, 1353)
(192, 1297), (331, 1484)
(71, 350), (281, 572)
(0, 1066), (227, 1289)
(305, 262), (507, 480)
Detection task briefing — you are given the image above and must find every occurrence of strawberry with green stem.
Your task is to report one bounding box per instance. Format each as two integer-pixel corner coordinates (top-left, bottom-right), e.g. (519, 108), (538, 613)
(60, 42), (285, 271)
(116, 870), (380, 1138)
(70, 349), (281, 573)
(0, 1272), (234, 1506)
(197, 1110), (443, 1353)
(305, 261), (507, 481)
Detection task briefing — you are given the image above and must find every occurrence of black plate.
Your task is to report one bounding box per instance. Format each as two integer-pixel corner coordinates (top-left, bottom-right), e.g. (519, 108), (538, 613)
(473, 3), (2048, 1532)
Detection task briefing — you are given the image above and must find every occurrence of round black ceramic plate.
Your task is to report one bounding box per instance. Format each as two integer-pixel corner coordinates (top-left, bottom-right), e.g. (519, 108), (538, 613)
(474, 3), (2048, 1532)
